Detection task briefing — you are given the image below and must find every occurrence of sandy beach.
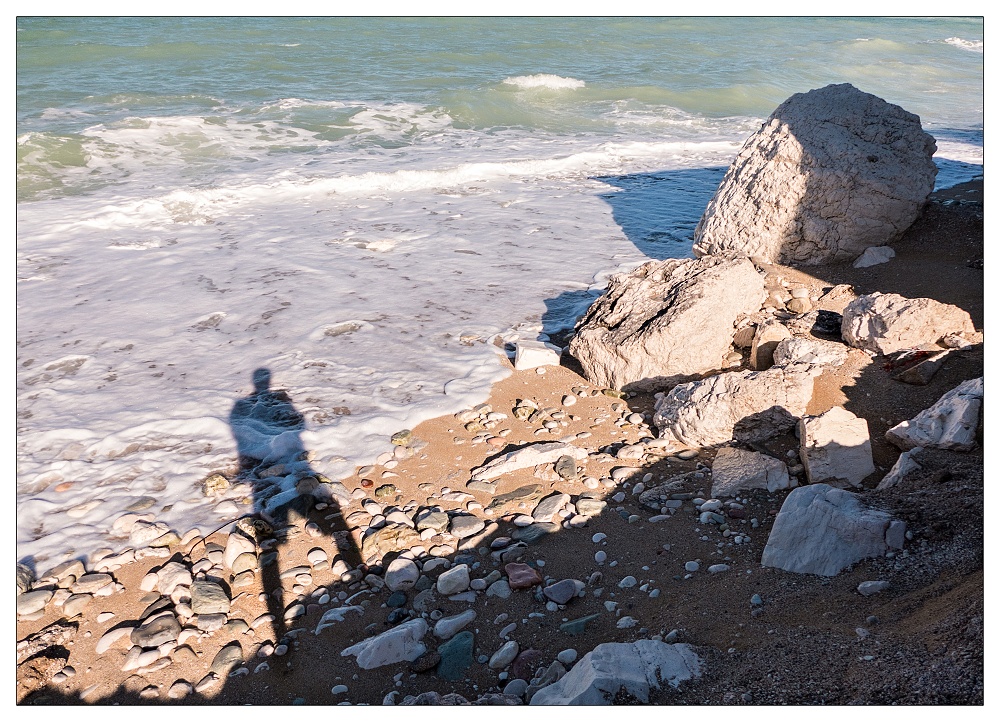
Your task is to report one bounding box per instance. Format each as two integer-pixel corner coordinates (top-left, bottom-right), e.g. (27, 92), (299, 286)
(16, 179), (984, 706)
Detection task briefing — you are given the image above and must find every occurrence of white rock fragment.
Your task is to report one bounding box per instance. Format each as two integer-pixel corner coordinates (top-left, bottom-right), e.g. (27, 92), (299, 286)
(515, 340), (562, 371)
(842, 293), (976, 355)
(470, 442), (587, 481)
(711, 447), (793, 497)
(886, 378), (983, 452)
(761, 484), (904, 576)
(530, 641), (702, 705)
(853, 246), (896, 268)
(798, 406), (876, 488)
(340, 618), (428, 669)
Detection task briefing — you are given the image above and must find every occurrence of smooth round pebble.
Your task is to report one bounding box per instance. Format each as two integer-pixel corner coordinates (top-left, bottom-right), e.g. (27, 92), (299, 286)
(557, 649), (578, 665)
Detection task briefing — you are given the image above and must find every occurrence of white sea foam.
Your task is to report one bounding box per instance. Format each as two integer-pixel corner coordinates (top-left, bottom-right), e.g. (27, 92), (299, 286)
(944, 37), (983, 53)
(502, 74), (586, 90)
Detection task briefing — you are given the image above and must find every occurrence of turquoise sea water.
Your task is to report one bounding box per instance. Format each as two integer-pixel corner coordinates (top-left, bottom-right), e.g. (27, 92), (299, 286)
(16, 17), (984, 564)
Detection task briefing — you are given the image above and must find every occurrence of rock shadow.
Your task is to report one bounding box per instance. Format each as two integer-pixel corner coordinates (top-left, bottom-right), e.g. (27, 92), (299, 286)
(592, 167), (728, 261)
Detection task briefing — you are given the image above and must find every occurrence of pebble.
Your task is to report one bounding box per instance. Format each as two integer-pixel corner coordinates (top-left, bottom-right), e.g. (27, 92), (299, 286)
(17, 590), (53, 616)
(331, 684), (349, 695)
(436, 631), (475, 681)
(557, 649), (578, 665)
(618, 576), (637, 588)
(676, 449), (699, 460)
(489, 640), (520, 670)
(562, 395), (576, 407)
(684, 561), (700, 572)
(505, 563), (543, 590)
(543, 579), (579, 605)
(708, 564), (731, 574)
(503, 678), (529, 697)
(436, 564), (471, 596)
(594, 551), (607, 564)
(616, 616), (638, 629)
(858, 580), (891, 596)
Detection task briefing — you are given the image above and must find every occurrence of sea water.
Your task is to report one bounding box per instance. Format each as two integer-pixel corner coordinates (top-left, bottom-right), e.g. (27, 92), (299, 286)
(16, 17), (983, 566)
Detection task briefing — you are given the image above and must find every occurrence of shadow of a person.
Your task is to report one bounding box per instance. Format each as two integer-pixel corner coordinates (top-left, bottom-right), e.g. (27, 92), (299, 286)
(228, 367), (362, 652)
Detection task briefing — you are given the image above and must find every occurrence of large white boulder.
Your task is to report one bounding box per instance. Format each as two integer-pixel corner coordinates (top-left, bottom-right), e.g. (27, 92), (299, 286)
(568, 256), (765, 391)
(841, 292), (976, 355)
(341, 618), (428, 670)
(653, 364), (818, 448)
(798, 406), (876, 488)
(761, 484), (905, 576)
(711, 447), (793, 497)
(693, 83), (937, 265)
(529, 641), (702, 705)
(886, 377), (983, 451)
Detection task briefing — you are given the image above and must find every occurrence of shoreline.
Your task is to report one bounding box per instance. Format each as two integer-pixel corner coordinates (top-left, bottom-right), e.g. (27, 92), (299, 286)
(16, 179), (984, 705)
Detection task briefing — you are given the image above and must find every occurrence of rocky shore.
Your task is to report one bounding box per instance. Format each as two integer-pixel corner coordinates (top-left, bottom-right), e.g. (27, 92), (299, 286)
(16, 85), (984, 706)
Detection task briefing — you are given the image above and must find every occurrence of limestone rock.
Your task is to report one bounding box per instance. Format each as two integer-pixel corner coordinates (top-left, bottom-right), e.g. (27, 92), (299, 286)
(760, 484), (904, 576)
(853, 246), (896, 268)
(361, 523), (421, 563)
(841, 293), (975, 355)
(384, 558), (419, 592)
(514, 340), (562, 370)
(436, 564), (471, 596)
(693, 83), (937, 265)
(772, 337), (849, 367)
(341, 618), (428, 670)
(653, 365), (817, 448)
(750, 320), (792, 371)
(568, 256), (765, 391)
(711, 447), (793, 497)
(886, 377), (983, 451)
(529, 641), (702, 705)
(798, 406), (876, 488)
(877, 447), (924, 491)
(470, 442), (587, 482)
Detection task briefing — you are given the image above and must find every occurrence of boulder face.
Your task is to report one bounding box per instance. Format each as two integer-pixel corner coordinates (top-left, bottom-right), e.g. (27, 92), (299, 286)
(653, 364), (818, 448)
(886, 377), (983, 451)
(760, 484), (905, 576)
(798, 406), (876, 489)
(693, 83), (937, 265)
(568, 256), (765, 391)
(711, 447), (793, 497)
(841, 292), (976, 356)
(529, 641), (702, 705)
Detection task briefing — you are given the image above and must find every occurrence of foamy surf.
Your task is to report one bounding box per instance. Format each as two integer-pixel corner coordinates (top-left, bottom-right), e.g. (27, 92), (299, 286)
(502, 74), (586, 90)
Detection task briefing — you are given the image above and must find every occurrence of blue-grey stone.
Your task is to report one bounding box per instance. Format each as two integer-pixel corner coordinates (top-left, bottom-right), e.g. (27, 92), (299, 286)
(387, 591), (408, 608)
(560, 614), (600, 636)
(436, 631), (474, 681)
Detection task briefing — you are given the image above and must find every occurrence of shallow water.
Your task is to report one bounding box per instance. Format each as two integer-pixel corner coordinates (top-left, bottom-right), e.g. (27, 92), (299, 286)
(16, 17), (983, 566)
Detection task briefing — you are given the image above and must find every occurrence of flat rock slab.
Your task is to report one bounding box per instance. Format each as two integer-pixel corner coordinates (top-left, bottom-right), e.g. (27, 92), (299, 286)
(342, 618), (428, 670)
(886, 377), (983, 451)
(761, 483), (904, 576)
(449, 514), (485, 539)
(842, 292), (975, 355)
(799, 406), (876, 488)
(471, 443), (587, 482)
(711, 447), (793, 497)
(486, 484), (544, 513)
(529, 641), (703, 705)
